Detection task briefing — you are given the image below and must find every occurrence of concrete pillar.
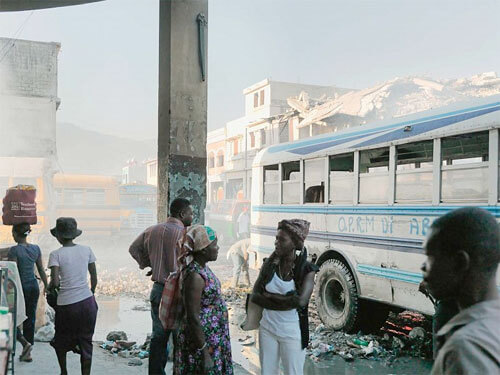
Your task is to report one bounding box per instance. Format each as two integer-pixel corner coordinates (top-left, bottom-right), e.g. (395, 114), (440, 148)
(157, 0), (208, 223)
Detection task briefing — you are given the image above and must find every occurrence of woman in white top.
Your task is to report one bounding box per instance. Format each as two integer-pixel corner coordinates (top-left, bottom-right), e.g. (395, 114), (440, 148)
(251, 219), (318, 375)
(48, 217), (98, 375)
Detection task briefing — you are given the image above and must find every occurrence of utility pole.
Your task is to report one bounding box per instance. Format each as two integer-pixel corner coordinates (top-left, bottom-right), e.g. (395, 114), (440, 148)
(157, 0), (208, 223)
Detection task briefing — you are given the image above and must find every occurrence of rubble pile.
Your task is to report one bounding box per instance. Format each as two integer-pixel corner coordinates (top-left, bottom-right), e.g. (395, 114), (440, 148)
(221, 285), (433, 364)
(95, 269), (150, 298)
(34, 305), (55, 342)
(307, 298), (433, 363)
(98, 331), (151, 366)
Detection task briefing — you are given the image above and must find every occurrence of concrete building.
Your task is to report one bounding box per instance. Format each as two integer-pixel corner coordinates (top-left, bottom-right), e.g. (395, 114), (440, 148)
(217, 78), (350, 202)
(0, 38), (60, 160)
(206, 128), (226, 206)
(121, 159), (146, 185)
(144, 158), (158, 187)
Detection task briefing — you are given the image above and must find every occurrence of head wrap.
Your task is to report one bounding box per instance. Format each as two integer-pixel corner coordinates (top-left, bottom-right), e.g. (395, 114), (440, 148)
(180, 225), (217, 266)
(278, 219), (310, 245)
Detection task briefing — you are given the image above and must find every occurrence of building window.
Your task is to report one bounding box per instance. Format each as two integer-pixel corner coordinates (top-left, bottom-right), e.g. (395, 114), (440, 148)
(233, 140), (239, 155)
(208, 153), (215, 168)
(250, 132), (256, 148)
(259, 90), (265, 106)
(254, 93), (259, 108)
(217, 151), (224, 167)
(260, 128), (267, 147)
(149, 163), (157, 178)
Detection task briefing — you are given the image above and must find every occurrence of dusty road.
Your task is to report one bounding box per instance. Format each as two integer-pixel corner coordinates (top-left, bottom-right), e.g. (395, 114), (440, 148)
(20, 234), (433, 374)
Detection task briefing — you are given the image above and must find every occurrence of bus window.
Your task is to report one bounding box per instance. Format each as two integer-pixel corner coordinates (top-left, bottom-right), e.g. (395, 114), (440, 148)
(64, 188), (85, 206)
(329, 153), (354, 204)
(441, 131), (489, 202)
(395, 141), (433, 203)
(304, 159), (325, 203)
(359, 147), (389, 204)
(263, 164), (279, 204)
(282, 161), (300, 204)
(86, 189), (106, 205)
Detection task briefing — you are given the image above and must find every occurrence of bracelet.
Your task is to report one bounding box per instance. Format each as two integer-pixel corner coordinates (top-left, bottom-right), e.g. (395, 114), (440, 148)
(196, 343), (208, 353)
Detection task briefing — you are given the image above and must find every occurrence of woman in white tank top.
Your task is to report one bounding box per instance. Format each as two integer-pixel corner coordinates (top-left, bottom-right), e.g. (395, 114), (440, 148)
(250, 219), (318, 375)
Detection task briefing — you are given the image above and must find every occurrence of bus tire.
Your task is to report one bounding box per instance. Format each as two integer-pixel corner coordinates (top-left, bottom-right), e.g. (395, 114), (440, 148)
(314, 259), (361, 333)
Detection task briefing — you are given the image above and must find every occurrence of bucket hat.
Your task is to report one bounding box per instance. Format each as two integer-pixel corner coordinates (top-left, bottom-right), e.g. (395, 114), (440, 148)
(50, 217), (82, 239)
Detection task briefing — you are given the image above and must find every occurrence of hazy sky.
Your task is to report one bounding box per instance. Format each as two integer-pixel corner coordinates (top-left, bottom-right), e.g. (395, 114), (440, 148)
(0, 0), (499, 139)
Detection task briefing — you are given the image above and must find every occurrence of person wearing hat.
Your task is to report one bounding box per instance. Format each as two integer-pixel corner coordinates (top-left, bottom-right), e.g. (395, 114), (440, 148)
(174, 225), (233, 375)
(8, 223), (49, 362)
(47, 217), (98, 375)
(250, 219), (318, 375)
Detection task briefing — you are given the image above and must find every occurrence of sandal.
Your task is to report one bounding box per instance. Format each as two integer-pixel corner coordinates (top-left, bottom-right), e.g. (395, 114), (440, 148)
(19, 343), (33, 362)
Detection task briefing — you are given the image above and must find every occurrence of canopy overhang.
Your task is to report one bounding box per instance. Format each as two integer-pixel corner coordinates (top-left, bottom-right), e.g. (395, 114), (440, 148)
(0, 0), (103, 11)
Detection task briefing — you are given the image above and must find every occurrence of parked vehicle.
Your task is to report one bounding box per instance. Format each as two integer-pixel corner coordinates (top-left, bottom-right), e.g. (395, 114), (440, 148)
(250, 95), (500, 333)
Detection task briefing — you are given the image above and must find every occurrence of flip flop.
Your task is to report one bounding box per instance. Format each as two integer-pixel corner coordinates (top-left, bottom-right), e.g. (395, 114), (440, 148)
(19, 343), (33, 362)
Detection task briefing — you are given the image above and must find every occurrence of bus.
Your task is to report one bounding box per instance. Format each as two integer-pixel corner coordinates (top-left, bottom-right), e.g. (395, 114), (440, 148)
(250, 95), (500, 333)
(53, 174), (121, 237)
(119, 183), (157, 232)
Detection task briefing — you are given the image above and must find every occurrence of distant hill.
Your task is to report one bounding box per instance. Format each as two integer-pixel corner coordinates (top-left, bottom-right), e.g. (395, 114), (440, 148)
(56, 122), (156, 176)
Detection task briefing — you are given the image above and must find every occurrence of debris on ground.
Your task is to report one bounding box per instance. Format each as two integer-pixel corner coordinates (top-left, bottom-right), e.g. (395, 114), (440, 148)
(96, 269), (151, 298)
(99, 332), (150, 361)
(221, 284), (433, 364)
(34, 305), (55, 342)
(128, 358), (143, 366)
(106, 331), (128, 341)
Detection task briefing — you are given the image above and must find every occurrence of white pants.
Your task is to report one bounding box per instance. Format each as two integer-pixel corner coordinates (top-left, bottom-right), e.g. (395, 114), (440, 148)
(258, 326), (305, 375)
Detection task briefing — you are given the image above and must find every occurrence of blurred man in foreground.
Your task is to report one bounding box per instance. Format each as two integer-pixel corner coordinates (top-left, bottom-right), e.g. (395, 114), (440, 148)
(421, 207), (500, 375)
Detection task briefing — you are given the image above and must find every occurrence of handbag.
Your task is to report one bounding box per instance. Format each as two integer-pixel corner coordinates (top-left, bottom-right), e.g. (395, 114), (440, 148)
(159, 271), (182, 330)
(159, 230), (187, 330)
(240, 293), (263, 331)
(46, 287), (59, 308)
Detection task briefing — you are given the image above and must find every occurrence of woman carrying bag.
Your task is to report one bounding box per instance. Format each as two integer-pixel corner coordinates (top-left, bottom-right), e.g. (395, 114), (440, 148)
(174, 225), (233, 375)
(250, 219), (318, 375)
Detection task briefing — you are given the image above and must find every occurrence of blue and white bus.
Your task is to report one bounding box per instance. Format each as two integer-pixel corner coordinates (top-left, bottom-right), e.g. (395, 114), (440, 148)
(250, 95), (500, 333)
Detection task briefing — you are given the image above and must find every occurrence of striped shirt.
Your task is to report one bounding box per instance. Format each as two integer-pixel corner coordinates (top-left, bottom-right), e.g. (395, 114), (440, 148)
(129, 217), (185, 283)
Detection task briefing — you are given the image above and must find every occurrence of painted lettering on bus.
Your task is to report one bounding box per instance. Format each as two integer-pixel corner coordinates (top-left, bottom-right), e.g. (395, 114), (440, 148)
(338, 216), (379, 234)
(409, 217), (431, 236)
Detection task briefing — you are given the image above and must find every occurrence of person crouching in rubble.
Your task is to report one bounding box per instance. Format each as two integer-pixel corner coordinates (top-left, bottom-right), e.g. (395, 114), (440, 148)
(421, 207), (500, 374)
(48, 217), (98, 375)
(251, 219), (318, 375)
(226, 237), (251, 288)
(8, 223), (48, 362)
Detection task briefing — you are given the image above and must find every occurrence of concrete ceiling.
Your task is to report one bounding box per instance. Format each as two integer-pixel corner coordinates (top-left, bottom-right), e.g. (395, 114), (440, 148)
(0, 0), (103, 11)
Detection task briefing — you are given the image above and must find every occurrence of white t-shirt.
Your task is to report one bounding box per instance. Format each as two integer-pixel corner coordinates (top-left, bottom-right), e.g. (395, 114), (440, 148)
(259, 272), (300, 339)
(48, 244), (97, 306)
(237, 212), (250, 235)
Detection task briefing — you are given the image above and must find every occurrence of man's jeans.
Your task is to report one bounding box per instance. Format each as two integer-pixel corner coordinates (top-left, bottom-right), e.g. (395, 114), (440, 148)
(231, 253), (250, 287)
(149, 282), (176, 375)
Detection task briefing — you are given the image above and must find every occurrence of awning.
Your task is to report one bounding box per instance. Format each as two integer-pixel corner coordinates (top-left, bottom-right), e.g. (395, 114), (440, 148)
(0, 0), (103, 11)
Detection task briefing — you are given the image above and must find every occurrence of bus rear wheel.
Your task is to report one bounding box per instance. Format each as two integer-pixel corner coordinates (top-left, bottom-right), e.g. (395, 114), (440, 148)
(314, 259), (361, 333)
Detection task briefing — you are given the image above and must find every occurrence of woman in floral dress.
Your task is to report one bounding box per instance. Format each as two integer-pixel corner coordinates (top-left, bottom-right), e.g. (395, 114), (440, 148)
(174, 225), (233, 375)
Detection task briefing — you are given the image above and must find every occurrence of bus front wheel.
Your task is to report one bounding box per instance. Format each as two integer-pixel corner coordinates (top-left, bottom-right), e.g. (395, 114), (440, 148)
(314, 259), (361, 333)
